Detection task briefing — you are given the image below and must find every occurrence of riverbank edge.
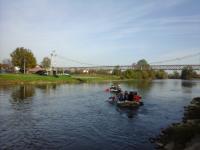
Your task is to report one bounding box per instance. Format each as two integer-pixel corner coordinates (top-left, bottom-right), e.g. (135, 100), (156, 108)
(150, 97), (200, 150)
(0, 74), (141, 85)
(0, 79), (136, 85)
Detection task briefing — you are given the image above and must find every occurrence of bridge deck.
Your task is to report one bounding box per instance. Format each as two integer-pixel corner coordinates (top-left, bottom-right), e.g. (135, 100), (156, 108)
(57, 64), (200, 70)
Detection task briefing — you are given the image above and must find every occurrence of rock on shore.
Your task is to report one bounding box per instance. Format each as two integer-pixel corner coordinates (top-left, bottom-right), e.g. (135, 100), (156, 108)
(153, 97), (200, 150)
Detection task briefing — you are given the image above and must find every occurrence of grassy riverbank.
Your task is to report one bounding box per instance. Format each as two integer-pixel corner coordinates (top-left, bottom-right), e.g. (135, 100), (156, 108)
(0, 73), (121, 84)
(153, 97), (200, 150)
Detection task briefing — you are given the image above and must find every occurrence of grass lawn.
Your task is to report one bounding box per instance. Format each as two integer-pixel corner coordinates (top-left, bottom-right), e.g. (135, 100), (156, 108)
(0, 73), (122, 84)
(0, 74), (79, 84)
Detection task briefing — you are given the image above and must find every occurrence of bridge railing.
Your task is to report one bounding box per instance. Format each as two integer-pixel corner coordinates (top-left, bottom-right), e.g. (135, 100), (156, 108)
(150, 65), (200, 70)
(57, 64), (200, 71)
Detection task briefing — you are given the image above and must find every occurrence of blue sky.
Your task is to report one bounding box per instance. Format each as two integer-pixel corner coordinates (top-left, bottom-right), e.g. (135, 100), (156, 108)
(0, 0), (200, 67)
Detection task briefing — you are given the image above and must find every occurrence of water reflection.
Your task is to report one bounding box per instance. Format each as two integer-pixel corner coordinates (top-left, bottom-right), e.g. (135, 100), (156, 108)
(123, 80), (152, 91)
(11, 85), (35, 102)
(116, 107), (139, 118)
(181, 80), (196, 88)
(10, 84), (59, 104)
(35, 84), (58, 95)
(181, 80), (198, 93)
(35, 84), (57, 90)
(0, 85), (12, 91)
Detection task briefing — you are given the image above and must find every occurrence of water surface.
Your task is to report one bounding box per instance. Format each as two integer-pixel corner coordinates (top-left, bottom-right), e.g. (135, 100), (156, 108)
(0, 80), (199, 150)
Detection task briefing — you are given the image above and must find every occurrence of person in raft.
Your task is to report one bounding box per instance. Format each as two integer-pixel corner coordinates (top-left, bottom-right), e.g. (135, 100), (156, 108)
(123, 91), (129, 100)
(133, 92), (142, 103)
(128, 91), (134, 101)
(118, 92), (124, 101)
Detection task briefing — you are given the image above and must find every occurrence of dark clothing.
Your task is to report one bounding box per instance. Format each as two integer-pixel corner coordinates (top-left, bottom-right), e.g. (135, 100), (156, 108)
(118, 93), (124, 101)
(132, 92), (137, 96)
(128, 92), (134, 101)
(124, 93), (129, 100)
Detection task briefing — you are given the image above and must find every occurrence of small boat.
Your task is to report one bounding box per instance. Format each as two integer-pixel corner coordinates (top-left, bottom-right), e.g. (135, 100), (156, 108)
(108, 91), (143, 108)
(109, 85), (122, 93)
(117, 100), (143, 108)
(110, 88), (121, 93)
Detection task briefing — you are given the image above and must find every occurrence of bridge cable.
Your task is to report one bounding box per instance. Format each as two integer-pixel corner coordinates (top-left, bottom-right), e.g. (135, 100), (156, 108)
(149, 52), (200, 64)
(56, 54), (100, 66)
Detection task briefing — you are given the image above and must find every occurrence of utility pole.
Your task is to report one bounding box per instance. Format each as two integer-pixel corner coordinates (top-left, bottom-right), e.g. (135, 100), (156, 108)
(50, 52), (53, 75)
(23, 58), (26, 74)
(54, 54), (57, 75)
(50, 50), (56, 75)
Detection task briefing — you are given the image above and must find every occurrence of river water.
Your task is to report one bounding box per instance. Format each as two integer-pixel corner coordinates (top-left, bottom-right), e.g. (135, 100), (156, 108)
(0, 79), (199, 150)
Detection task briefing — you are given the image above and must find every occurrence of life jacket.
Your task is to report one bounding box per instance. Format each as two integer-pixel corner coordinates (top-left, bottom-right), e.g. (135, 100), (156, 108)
(134, 95), (141, 102)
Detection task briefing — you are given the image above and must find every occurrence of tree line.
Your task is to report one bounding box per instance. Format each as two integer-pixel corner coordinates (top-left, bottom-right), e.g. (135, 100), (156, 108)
(112, 59), (168, 79)
(0, 47), (199, 80)
(112, 59), (198, 80)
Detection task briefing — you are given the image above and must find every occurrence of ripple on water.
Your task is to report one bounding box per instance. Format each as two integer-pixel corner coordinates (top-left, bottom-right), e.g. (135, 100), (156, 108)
(0, 80), (199, 150)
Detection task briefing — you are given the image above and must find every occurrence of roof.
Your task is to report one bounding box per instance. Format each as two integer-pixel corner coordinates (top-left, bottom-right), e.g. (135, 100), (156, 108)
(29, 65), (45, 73)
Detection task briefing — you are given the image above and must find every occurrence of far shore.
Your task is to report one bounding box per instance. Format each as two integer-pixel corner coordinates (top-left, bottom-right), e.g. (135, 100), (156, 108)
(0, 73), (136, 85)
(1, 73), (198, 85)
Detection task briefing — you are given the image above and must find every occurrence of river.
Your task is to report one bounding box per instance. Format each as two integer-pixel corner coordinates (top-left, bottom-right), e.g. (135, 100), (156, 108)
(0, 79), (199, 150)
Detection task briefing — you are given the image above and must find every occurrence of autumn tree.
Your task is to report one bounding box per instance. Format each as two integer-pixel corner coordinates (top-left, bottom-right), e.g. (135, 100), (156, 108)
(10, 47), (36, 73)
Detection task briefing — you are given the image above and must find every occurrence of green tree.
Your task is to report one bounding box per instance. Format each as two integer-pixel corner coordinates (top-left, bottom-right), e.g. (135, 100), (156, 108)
(148, 70), (156, 79)
(10, 47), (36, 73)
(96, 69), (109, 75)
(123, 69), (134, 79)
(141, 70), (149, 79)
(169, 71), (180, 79)
(155, 70), (168, 79)
(136, 59), (150, 70)
(181, 66), (194, 80)
(41, 57), (51, 69)
(112, 65), (121, 76)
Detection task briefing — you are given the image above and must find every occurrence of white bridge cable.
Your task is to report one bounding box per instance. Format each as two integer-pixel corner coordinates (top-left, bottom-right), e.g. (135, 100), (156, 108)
(54, 52), (200, 67)
(56, 54), (100, 66)
(149, 52), (200, 64)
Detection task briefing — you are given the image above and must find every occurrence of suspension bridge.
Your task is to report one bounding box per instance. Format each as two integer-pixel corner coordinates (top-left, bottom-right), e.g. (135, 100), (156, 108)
(52, 52), (200, 71)
(57, 64), (200, 71)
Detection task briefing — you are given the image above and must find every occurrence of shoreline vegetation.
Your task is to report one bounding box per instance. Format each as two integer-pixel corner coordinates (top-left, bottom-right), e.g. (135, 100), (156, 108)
(0, 73), (199, 85)
(151, 97), (200, 150)
(0, 73), (126, 85)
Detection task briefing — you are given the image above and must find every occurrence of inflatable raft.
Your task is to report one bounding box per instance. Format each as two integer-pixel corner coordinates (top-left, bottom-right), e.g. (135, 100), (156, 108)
(117, 100), (143, 108)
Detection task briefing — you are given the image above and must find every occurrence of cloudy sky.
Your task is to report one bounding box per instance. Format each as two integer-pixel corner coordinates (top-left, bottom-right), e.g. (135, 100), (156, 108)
(0, 0), (200, 66)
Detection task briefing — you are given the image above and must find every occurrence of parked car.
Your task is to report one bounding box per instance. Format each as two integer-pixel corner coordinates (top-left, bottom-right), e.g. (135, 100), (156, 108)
(63, 73), (71, 76)
(36, 70), (48, 76)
